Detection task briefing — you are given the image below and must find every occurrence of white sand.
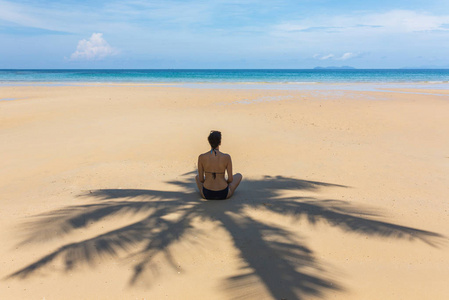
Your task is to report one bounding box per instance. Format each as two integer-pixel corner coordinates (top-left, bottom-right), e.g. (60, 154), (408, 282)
(1, 85), (448, 299)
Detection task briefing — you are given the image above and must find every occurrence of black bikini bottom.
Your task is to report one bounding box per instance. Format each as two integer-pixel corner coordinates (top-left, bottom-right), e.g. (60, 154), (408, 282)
(203, 186), (229, 200)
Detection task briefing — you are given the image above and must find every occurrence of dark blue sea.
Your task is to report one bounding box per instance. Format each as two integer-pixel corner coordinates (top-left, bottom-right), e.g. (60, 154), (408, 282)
(1, 69), (449, 84)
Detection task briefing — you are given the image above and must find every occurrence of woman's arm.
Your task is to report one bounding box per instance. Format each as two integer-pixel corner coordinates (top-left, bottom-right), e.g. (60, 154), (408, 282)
(198, 155), (205, 183)
(226, 155), (233, 183)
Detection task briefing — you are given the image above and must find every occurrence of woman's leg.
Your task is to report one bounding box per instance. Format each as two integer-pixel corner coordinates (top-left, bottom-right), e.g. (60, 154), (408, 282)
(227, 173), (242, 199)
(195, 175), (205, 198)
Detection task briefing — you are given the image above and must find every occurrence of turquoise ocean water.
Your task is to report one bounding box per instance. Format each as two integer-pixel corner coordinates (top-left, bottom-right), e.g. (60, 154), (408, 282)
(1, 69), (449, 84)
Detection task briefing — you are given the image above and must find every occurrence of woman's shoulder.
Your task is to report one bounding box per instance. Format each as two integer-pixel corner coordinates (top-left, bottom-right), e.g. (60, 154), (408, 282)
(220, 152), (231, 159)
(199, 151), (212, 159)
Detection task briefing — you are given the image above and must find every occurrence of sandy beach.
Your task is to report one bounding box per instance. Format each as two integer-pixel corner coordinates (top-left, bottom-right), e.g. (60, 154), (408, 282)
(1, 84), (448, 299)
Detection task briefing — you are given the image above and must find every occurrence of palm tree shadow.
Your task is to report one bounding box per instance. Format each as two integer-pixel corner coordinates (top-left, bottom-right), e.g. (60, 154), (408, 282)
(6, 172), (445, 300)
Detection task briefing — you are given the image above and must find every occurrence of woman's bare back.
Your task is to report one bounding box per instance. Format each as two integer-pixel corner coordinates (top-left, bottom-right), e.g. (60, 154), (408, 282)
(198, 150), (230, 191)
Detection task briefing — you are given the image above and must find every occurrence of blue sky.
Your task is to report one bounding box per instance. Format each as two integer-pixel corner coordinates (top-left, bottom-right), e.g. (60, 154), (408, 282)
(1, 0), (449, 68)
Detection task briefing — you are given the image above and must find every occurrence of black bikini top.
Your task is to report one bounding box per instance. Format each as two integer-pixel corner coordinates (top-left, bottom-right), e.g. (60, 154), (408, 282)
(206, 148), (224, 179)
(205, 171), (225, 179)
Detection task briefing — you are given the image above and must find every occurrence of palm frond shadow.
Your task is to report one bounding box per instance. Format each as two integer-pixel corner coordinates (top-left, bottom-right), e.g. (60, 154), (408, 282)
(7, 173), (444, 300)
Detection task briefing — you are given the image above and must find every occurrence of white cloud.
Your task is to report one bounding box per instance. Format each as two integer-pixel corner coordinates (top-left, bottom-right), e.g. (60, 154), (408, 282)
(320, 54), (334, 60)
(273, 9), (449, 36)
(314, 52), (359, 61)
(367, 10), (447, 32)
(337, 52), (356, 60)
(70, 33), (119, 61)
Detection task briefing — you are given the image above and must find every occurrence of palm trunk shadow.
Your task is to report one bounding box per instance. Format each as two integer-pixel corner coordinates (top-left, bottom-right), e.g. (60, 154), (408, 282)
(216, 211), (340, 300)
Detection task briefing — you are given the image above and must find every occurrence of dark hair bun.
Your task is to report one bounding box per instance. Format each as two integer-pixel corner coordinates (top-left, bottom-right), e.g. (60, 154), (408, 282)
(208, 131), (221, 149)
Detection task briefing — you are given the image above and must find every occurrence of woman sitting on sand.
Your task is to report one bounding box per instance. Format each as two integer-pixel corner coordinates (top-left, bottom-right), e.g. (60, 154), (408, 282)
(196, 130), (242, 200)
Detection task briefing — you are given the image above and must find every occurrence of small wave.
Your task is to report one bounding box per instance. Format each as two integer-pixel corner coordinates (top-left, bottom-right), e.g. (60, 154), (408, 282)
(0, 98), (20, 101)
(420, 81), (449, 84)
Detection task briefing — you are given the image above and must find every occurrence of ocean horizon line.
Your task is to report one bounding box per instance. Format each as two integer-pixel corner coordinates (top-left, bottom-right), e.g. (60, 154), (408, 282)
(2, 68), (449, 70)
(1, 69), (449, 85)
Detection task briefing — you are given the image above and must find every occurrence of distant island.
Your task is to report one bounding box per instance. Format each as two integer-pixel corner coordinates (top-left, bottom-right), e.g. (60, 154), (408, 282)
(313, 66), (356, 70)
